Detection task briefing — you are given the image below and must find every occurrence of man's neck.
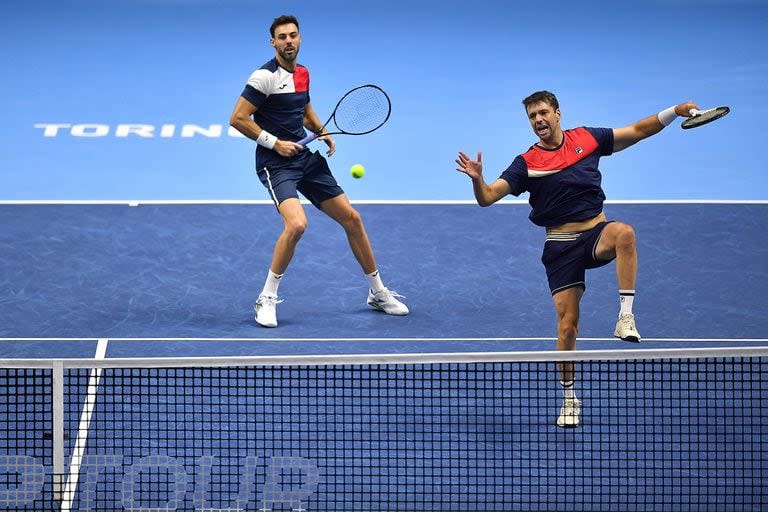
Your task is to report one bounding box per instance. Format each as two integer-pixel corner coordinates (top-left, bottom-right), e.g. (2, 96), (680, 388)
(538, 130), (564, 149)
(275, 55), (296, 72)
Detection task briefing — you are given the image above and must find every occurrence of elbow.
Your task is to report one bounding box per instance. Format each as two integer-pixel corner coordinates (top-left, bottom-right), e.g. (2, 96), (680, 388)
(477, 198), (494, 208)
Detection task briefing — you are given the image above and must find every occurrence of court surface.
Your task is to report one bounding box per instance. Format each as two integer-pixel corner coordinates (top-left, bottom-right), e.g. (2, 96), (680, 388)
(1, 201), (766, 511)
(2, 201), (766, 357)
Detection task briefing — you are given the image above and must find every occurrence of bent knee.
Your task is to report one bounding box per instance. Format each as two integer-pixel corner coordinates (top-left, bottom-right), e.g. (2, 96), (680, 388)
(614, 223), (636, 249)
(283, 219), (308, 239)
(341, 208), (364, 230)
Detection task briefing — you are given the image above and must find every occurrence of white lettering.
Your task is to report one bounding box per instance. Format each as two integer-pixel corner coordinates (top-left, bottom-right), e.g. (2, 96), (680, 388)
(34, 123), (71, 137)
(71, 124), (110, 137)
(34, 123), (247, 138)
(115, 124), (155, 137)
(181, 124), (222, 138)
(160, 124), (176, 137)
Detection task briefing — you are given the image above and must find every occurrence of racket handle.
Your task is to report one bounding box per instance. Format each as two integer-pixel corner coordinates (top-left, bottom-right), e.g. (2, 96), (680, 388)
(297, 132), (319, 146)
(689, 108), (715, 117)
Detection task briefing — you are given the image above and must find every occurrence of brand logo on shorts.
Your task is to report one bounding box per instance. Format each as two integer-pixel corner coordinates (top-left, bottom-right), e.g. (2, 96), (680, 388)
(575, 146), (583, 154)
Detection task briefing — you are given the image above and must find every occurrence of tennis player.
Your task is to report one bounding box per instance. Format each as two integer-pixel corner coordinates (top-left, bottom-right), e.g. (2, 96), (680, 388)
(455, 91), (698, 427)
(229, 14), (408, 327)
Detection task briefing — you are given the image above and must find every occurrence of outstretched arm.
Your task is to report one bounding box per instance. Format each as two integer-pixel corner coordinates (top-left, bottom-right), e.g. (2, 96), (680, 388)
(612, 100), (699, 153)
(455, 151), (511, 207)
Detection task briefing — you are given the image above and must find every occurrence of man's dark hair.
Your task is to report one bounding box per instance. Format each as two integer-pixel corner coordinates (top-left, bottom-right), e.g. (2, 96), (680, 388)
(270, 15), (299, 37)
(522, 90), (559, 111)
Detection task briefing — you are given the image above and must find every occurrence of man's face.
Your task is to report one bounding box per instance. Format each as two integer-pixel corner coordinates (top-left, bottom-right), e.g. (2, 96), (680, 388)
(271, 23), (301, 62)
(526, 101), (561, 141)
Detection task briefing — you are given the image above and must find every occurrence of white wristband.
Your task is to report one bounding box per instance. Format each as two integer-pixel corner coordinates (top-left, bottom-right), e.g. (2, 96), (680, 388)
(657, 106), (678, 127)
(256, 130), (277, 149)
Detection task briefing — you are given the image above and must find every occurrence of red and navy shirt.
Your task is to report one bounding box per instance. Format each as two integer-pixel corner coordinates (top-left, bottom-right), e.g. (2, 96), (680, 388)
(500, 127), (614, 227)
(241, 58), (310, 167)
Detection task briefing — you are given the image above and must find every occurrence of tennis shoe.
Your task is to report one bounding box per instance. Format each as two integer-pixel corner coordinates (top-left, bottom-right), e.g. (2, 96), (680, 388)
(254, 294), (282, 328)
(556, 398), (582, 428)
(367, 288), (409, 316)
(614, 313), (641, 343)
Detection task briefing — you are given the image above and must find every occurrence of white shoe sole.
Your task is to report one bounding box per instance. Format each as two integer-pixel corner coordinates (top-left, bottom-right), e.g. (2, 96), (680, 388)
(367, 301), (409, 316)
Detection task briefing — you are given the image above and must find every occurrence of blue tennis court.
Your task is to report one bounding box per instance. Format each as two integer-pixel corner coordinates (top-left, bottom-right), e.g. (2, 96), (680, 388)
(2, 0), (768, 509)
(1, 202), (767, 511)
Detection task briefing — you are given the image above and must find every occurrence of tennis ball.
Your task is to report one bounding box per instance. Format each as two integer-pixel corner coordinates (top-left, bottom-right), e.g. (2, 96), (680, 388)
(350, 163), (365, 179)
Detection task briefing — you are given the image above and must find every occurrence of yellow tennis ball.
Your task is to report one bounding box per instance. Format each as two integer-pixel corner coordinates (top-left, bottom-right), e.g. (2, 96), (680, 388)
(350, 163), (365, 179)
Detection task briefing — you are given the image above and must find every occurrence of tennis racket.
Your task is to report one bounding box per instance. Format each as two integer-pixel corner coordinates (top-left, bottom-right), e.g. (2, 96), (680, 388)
(298, 84), (391, 146)
(681, 106), (730, 129)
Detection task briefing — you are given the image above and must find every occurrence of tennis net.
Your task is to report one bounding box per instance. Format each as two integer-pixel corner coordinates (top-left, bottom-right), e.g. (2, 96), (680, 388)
(1, 347), (766, 511)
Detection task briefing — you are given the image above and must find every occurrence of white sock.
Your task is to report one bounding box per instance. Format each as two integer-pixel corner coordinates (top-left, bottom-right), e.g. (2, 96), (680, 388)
(365, 269), (385, 293)
(560, 380), (576, 400)
(619, 289), (635, 316)
(261, 270), (283, 297)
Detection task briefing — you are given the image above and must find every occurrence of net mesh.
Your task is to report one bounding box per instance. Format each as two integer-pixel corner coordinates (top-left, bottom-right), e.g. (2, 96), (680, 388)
(1, 350), (766, 511)
(333, 86), (390, 134)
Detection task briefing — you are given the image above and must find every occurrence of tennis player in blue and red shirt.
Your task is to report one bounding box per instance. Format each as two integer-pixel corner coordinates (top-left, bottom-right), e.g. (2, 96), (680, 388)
(456, 90), (699, 428)
(230, 15), (408, 328)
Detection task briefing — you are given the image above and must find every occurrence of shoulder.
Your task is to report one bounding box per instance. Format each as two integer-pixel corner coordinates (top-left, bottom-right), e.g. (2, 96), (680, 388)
(574, 127), (614, 156)
(499, 154), (528, 195)
(573, 126), (612, 144)
(246, 59), (280, 88)
(294, 63), (310, 90)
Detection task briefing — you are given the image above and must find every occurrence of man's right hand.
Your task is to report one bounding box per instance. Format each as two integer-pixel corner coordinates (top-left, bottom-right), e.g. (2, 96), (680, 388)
(274, 140), (305, 158)
(455, 151), (484, 180)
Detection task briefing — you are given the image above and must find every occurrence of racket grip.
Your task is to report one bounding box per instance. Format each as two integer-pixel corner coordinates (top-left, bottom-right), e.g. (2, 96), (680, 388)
(297, 133), (319, 146)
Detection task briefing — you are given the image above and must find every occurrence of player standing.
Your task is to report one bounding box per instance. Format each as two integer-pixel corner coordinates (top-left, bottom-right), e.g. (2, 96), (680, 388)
(230, 15), (408, 327)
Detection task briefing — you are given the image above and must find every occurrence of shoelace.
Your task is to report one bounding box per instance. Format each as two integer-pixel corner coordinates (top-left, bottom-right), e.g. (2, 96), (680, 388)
(257, 296), (284, 306)
(562, 401), (579, 415)
(619, 316), (636, 330)
(377, 289), (405, 301)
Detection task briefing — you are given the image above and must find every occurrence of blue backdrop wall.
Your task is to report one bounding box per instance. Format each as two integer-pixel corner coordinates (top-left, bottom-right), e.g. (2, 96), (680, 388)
(1, 0), (766, 200)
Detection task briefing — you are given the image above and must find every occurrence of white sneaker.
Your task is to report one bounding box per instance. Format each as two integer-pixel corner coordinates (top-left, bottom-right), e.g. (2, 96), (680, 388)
(367, 288), (409, 316)
(254, 294), (282, 328)
(556, 398), (582, 428)
(614, 313), (641, 342)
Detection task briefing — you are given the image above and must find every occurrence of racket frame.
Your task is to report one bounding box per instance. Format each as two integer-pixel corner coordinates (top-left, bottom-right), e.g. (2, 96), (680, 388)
(298, 84), (391, 146)
(681, 106), (730, 129)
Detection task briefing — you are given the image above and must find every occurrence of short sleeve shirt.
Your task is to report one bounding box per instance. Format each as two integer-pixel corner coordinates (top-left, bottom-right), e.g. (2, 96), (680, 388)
(499, 127), (614, 227)
(241, 58), (311, 168)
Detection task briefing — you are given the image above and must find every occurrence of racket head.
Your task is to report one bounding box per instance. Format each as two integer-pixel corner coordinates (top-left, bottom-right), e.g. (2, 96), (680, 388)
(331, 84), (392, 135)
(681, 106), (730, 129)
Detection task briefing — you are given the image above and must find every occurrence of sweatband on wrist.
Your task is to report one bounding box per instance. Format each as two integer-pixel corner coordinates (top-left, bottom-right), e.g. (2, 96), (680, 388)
(657, 106), (678, 127)
(256, 130), (277, 149)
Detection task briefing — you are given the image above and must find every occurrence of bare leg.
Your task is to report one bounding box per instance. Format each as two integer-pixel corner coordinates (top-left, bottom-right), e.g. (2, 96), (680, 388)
(319, 194), (377, 274)
(553, 287), (583, 384)
(595, 222), (637, 290)
(270, 198), (308, 274)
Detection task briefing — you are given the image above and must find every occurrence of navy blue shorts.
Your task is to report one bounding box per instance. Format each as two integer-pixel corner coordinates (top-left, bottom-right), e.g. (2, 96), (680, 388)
(541, 221), (615, 295)
(256, 151), (344, 209)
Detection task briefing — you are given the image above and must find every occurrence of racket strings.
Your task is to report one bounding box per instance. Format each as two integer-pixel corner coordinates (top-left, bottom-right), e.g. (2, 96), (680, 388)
(333, 87), (390, 134)
(682, 106), (730, 129)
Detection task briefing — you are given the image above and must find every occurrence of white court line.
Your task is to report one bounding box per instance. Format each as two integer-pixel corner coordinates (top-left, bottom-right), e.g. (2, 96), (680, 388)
(61, 338), (108, 512)
(0, 199), (766, 205)
(3, 336), (767, 343)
